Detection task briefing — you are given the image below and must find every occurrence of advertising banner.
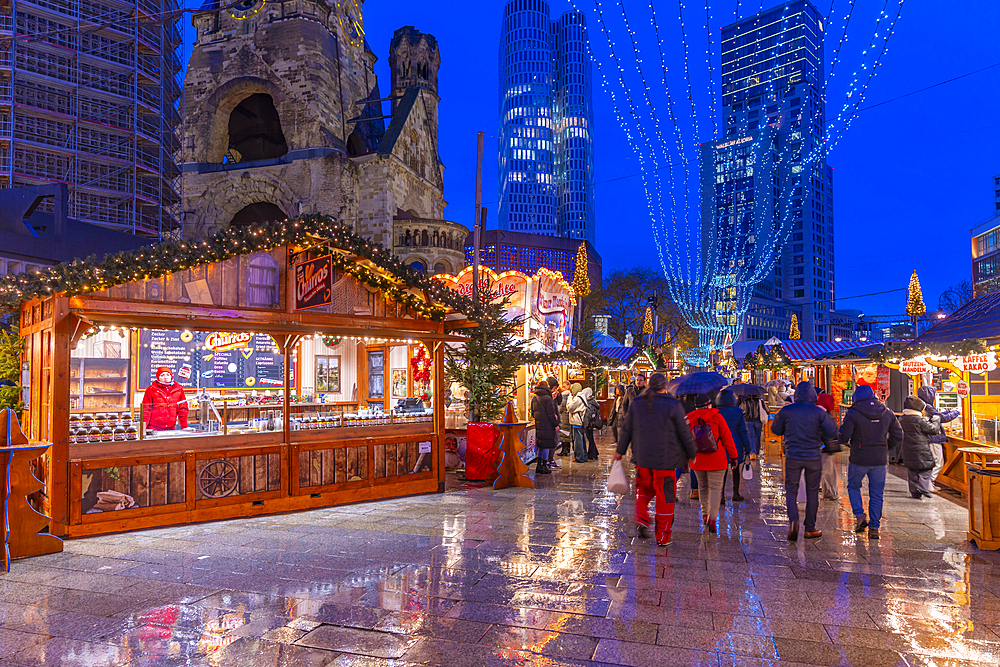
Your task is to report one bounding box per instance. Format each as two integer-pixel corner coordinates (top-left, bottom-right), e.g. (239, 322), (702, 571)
(899, 358), (931, 375)
(957, 352), (997, 375)
(295, 254), (333, 310)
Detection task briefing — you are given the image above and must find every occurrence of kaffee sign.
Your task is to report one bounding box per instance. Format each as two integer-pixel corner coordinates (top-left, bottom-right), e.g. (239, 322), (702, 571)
(957, 352), (998, 375)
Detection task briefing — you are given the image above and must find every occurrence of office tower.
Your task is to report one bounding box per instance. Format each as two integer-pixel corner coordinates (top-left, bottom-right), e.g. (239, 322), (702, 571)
(704, 0), (835, 342)
(497, 0), (595, 245)
(994, 173), (1000, 214)
(0, 0), (183, 236)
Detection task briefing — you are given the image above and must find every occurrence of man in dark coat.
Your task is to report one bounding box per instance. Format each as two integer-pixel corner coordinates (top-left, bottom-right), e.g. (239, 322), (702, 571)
(614, 372), (696, 547)
(770, 382), (839, 540)
(900, 396), (939, 499)
(621, 373), (646, 417)
(839, 384), (903, 540)
(917, 385), (960, 483)
(530, 382), (560, 475)
(544, 376), (562, 468)
(715, 388), (752, 503)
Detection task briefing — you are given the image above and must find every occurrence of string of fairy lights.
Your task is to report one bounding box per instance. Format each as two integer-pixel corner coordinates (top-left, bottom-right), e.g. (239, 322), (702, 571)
(580, 0), (905, 363)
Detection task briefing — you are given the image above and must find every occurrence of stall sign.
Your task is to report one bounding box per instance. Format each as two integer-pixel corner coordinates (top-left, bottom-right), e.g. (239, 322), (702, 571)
(957, 352), (997, 375)
(295, 254), (333, 310)
(204, 332), (252, 353)
(876, 365), (891, 402)
(957, 380), (970, 398)
(899, 358), (931, 375)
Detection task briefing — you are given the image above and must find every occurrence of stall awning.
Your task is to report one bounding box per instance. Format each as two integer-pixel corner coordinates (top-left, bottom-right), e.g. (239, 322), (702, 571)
(601, 346), (644, 366)
(915, 291), (1000, 344)
(732, 339), (878, 363)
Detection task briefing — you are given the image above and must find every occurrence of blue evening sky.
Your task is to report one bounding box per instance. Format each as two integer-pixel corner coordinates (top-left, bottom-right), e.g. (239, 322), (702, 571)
(180, 1), (1000, 316)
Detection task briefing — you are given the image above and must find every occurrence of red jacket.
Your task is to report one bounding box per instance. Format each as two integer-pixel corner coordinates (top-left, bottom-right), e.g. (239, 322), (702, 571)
(686, 407), (738, 471)
(142, 381), (189, 430)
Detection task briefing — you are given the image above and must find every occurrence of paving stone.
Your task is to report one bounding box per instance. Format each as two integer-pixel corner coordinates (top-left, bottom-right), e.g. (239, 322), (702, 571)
(296, 625), (417, 658)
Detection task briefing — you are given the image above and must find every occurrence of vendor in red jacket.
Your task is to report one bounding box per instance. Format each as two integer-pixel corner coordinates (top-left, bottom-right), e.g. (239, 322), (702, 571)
(142, 367), (189, 431)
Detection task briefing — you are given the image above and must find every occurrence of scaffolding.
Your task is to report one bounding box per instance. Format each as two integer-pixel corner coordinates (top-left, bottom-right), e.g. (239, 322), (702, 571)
(0, 0), (181, 237)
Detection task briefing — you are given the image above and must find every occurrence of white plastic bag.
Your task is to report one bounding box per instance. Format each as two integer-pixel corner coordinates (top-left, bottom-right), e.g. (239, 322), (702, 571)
(796, 469), (807, 503)
(608, 459), (629, 495)
(742, 461), (753, 480)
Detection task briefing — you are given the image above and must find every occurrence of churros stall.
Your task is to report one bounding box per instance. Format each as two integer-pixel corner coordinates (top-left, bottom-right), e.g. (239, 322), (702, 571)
(9, 216), (475, 538)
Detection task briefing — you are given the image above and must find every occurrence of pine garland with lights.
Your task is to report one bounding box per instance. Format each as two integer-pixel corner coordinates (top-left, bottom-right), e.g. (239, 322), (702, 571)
(905, 270), (927, 317)
(870, 338), (988, 365)
(789, 314), (801, 340)
(0, 214), (479, 323)
(520, 348), (610, 368)
(743, 352), (758, 370)
(572, 243), (591, 298)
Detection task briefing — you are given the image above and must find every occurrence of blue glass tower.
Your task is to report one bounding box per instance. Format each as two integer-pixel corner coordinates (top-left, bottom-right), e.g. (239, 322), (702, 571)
(498, 0), (595, 245)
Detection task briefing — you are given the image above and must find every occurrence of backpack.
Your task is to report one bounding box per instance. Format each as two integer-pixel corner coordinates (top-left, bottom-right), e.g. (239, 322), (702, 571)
(586, 397), (604, 429)
(693, 418), (718, 454)
(741, 396), (762, 422)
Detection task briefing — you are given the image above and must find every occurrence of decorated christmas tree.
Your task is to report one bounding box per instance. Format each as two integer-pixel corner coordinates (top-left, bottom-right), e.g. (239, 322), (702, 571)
(789, 314), (801, 340)
(905, 270), (926, 317)
(643, 306), (654, 335)
(572, 243), (591, 298)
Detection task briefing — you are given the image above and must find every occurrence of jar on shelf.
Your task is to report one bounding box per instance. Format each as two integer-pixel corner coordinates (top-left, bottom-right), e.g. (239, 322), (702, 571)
(100, 426), (114, 442)
(121, 413), (133, 428)
(94, 413), (107, 429)
(113, 427), (126, 442)
(81, 414), (94, 430)
(88, 427), (101, 443)
(125, 426), (138, 441)
(69, 415), (81, 431)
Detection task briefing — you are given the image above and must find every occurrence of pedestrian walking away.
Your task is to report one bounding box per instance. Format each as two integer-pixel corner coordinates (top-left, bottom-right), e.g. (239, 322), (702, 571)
(530, 381), (560, 475)
(686, 393), (738, 534)
(739, 391), (768, 459)
(715, 389), (752, 503)
(815, 392), (842, 501)
(900, 395), (940, 499)
(610, 384), (626, 443)
(544, 376), (562, 468)
(567, 383), (589, 463)
(839, 384), (903, 540)
(615, 372), (697, 547)
(770, 382), (838, 541)
(917, 386), (960, 485)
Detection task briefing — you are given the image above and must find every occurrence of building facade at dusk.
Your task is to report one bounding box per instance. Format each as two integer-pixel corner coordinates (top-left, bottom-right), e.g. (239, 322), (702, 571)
(465, 229), (601, 289)
(703, 0), (835, 342)
(497, 0), (595, 245)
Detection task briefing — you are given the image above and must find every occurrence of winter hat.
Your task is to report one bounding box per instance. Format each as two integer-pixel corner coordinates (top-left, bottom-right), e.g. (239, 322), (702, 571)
(815, 392), (836, 414)
(155, 366), (172, 382)
(694, 393), (712, 408)
(852, 384), (875, 402)
(904, 395), (926, 412)
(570, 383), (582, 395)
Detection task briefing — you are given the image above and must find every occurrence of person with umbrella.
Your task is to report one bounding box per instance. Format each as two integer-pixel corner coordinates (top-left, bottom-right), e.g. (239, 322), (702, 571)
(732, 384), (768, 460)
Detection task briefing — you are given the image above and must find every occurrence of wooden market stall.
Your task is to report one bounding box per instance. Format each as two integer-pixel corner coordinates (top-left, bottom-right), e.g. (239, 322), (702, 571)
(9, 216), (476, 539)
(874, 292), (1000, 496)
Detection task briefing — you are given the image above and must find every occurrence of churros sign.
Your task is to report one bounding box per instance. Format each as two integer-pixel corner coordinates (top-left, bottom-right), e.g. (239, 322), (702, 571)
(205, 332), (252, 352)
(295, 254), (333, 310)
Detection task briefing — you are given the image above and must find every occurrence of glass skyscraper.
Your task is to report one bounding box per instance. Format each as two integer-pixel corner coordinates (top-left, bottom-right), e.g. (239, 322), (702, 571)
(703, 0), (835, 342)
(498, 0), (595, 245)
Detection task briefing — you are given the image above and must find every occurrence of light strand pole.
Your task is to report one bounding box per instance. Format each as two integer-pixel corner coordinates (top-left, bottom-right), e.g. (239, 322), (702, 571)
(472, 132), (484, 304)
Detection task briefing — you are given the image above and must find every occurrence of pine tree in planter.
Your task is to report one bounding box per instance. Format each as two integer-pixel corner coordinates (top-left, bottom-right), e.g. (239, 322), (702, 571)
(789, 314), (801, 340)
(444, 282), (525, 423)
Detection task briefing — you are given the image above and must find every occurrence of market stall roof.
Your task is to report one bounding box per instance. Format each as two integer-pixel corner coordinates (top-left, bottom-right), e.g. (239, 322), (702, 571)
(811, 342), (885, 362)
(914, 291), (1000, 344)
(731, 339), (878, 363)
(600, 346), (644, 367)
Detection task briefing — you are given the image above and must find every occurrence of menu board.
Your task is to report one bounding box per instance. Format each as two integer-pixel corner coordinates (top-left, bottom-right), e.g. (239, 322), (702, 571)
(139, 329), (290, 390)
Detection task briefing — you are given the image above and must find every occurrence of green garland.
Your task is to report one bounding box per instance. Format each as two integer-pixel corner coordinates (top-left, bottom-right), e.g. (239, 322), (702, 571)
(870, 339), (989, 364)
(521, 348), (611, 368)
(0, 214), (478, 322)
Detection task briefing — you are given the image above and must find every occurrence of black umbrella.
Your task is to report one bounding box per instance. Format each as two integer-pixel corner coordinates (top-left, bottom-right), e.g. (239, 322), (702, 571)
(729, 384), (765, 396)
(672, 372), (729, 396)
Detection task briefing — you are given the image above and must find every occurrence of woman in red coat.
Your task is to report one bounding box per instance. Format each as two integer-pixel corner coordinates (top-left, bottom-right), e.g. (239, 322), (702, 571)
(142, 367), (189, 431)
(686, 393), (738, 534)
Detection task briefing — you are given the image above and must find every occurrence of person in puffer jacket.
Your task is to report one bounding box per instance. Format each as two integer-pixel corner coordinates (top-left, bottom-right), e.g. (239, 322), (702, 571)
(900, 396), (940, 499)
(838, 384), (902, 540)
(917, 385), (960, 483)
(770, 382), (838, 541)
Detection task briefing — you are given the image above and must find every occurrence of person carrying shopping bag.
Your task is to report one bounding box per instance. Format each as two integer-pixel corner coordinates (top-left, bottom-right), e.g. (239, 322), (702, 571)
(815, 392), (842, 501)
(614, 372), (696, 547)
(686, 394), (738, 534)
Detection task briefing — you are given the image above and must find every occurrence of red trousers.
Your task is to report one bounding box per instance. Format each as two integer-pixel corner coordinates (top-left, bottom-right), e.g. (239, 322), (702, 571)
(634, 467), (677, 544)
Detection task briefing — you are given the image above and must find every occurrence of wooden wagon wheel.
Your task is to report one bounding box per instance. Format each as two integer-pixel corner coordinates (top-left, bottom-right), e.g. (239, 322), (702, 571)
(198, 460), (239, 498)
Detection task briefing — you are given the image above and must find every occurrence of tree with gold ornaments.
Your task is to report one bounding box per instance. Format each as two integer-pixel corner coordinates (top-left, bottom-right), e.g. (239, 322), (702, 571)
(789, 314), (801, 340)
(905, 270), (926, 317)
(643, 306), (653, 338)
(572, 242), (591, 298)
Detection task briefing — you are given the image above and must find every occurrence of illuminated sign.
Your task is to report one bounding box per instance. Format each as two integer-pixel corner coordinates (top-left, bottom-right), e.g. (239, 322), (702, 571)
(295, 254), (333, 310)
(958, 352), (997, 375)
(204, 332), (252, 353)
(899, 358), (931, 375)
(716, 136), (753, 150)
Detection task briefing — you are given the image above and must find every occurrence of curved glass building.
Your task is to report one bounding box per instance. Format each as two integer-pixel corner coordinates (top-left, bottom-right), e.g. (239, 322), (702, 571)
(498, 0), (595, 245)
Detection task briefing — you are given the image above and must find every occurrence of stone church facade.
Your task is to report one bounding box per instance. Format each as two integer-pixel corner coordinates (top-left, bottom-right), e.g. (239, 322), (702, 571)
(181, 0), (465, 274)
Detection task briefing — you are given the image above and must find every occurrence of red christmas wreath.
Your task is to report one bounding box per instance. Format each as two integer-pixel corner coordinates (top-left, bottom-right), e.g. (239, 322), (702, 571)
(410, 345), (432, 384)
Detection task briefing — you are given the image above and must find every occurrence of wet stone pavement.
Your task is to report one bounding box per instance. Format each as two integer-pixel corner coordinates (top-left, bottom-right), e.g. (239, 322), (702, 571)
(3, 433), (1000, 667)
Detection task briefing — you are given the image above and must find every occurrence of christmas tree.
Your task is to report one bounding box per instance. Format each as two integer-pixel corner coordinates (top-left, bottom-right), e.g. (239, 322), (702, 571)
(906, 270), (926, 317)
(572, 243), (591, 298)
(789, 314), (801, 340)
(643, 306), (653, 335)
